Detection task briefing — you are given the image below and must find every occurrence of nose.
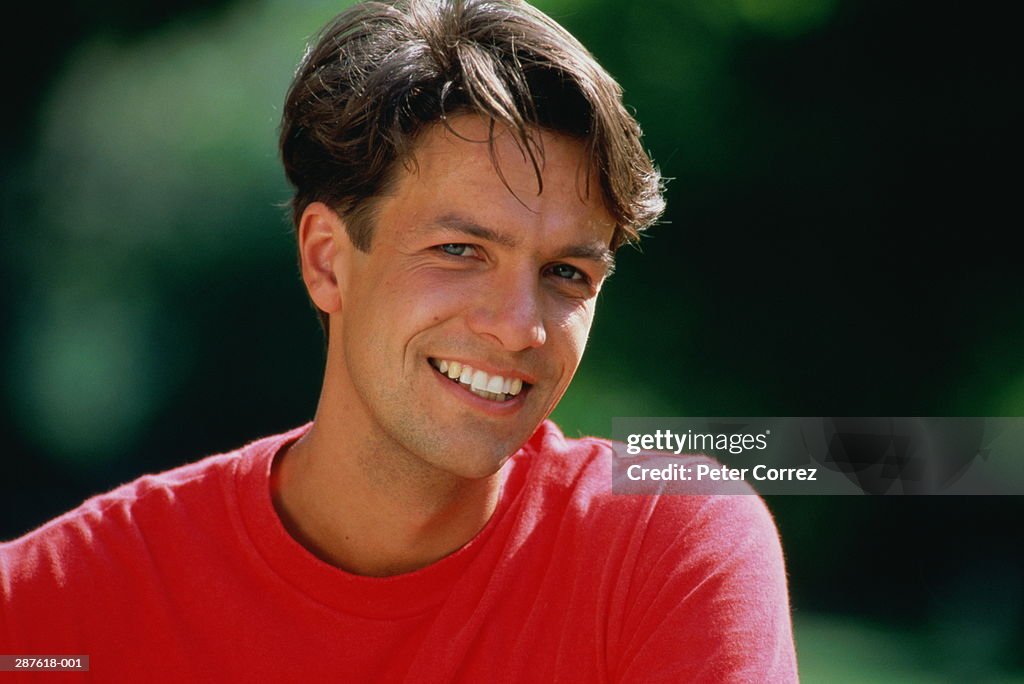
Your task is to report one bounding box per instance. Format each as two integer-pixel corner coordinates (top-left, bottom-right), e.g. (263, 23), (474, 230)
(466, 271), (547, 351)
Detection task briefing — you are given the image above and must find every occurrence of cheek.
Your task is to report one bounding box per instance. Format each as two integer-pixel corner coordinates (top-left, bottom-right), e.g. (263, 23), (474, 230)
(397, 268), (480, 314)
(551, 303), (596, 361)
(358, 268), (470, 341)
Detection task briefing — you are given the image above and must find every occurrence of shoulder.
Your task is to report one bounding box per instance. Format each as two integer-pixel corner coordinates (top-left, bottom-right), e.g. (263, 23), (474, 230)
(517, 422), (787, 587)
(0, 427), (301, 601)
(4, 445), (233, 558)
(521, 420), (777, 537)
(519, 421), (796, 681)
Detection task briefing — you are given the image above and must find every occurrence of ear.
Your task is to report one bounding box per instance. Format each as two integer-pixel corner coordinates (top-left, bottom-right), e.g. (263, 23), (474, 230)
(297, 201), (351, 315)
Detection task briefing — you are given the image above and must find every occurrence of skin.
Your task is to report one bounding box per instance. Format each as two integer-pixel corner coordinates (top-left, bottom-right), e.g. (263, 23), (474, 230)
(270, 115), (616, 577)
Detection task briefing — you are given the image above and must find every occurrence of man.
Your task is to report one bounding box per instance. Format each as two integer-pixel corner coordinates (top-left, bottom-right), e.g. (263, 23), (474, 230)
(1, 1), (797, 681)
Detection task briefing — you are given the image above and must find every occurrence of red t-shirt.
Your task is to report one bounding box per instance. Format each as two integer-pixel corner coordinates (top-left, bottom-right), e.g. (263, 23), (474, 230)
(1, 421), (797, 682)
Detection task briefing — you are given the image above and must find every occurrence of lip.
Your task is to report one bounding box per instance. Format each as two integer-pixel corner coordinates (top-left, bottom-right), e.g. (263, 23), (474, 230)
(429, 361), (530, 415)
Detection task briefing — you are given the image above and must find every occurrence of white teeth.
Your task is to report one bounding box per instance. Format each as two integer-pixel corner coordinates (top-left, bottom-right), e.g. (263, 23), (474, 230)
(432, 358), (527, 401)
(476, 388), (506, 401)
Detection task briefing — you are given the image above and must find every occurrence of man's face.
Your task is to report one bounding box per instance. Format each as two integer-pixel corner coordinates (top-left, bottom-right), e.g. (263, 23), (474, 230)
(330, 115), (616, 478)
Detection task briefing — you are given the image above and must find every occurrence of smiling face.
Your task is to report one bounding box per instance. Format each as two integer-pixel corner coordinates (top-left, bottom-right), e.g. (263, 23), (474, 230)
(308, 116), (616, 479)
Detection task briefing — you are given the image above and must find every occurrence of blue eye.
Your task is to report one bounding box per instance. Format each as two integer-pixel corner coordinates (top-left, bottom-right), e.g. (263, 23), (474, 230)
(439, 243), (477, 257)
(549, 263), (584, 281)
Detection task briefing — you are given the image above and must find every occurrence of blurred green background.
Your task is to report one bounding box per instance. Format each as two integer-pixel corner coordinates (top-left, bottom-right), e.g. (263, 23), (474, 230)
(1, 0), (1021, 679)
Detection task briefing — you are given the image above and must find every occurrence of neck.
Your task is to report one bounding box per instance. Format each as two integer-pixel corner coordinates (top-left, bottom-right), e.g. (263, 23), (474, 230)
(270, 413), (506, 578)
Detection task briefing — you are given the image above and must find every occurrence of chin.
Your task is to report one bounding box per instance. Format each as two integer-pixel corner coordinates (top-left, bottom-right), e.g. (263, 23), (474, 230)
(420, 440), (519, 480)
(385, 412), (534, 480)
(433, 453), (512, 480)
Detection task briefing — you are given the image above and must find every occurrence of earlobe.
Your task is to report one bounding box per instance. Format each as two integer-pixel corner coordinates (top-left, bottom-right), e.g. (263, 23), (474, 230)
(297, 202), (350, 314)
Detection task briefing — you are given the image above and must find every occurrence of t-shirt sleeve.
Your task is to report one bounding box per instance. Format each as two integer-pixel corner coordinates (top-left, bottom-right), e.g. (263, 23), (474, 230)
(612, 493), (798, 683)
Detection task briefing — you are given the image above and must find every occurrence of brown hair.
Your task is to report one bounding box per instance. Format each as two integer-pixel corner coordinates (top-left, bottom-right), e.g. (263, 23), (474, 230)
(280, 0), (665, 330)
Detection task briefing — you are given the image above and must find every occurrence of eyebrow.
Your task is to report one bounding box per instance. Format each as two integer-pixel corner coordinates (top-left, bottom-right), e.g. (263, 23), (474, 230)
(431, 213), (617, 275)
(434, 214), (518, 248)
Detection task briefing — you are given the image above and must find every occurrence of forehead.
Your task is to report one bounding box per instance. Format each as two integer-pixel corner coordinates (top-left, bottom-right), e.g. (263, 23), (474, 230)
(376, 115), (616, 247)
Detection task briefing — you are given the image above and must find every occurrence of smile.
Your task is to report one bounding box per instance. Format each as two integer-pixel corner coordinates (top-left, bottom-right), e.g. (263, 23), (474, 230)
(429, 358), (527, 402)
